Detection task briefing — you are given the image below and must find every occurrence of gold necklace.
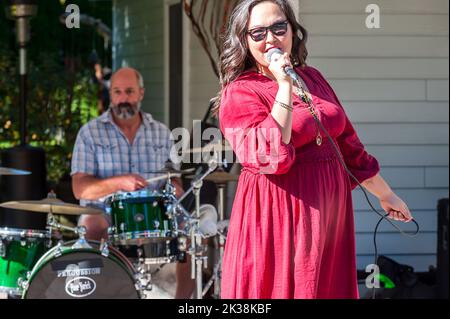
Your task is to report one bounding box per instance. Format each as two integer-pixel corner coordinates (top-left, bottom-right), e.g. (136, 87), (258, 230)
(294, 84), (322, 146)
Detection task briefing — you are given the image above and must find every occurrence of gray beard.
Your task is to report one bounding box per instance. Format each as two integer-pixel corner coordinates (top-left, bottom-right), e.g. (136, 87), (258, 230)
(111, 102), (141, 120)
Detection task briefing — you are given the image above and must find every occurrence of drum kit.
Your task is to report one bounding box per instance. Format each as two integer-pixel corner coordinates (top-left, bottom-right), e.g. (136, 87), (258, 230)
(0, 144), (238, 299)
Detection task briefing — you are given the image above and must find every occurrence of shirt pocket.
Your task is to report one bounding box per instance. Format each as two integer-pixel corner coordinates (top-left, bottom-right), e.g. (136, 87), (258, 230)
(144, 141), (169, 170)
(94, 141), (119, 175)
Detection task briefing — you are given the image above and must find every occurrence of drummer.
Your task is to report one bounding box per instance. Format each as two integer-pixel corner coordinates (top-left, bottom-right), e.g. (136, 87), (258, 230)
(70, 67), (194, 299)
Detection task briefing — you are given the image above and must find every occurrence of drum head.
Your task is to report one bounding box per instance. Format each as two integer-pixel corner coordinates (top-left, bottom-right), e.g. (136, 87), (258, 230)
(23, 245), (139, 299)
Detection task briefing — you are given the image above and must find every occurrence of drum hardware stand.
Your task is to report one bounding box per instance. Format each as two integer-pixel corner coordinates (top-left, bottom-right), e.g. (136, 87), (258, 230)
(199, 158), (229, 299)
(202, 227), (227, 298)
(211, 180), (227, 298)
(178, 158), (218, 299)
(134, 247), (154, 298)
(46, 213), (91, 249)
(153, 155), (221, 299)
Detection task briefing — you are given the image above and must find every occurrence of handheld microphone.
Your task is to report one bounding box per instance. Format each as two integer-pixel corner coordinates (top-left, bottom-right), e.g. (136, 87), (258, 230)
(266, 48), (299, 82)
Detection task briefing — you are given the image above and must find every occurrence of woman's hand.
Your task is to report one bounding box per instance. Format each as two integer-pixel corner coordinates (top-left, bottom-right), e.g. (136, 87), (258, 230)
(268, 52), (293, 85)
(379, 192), (413, 222)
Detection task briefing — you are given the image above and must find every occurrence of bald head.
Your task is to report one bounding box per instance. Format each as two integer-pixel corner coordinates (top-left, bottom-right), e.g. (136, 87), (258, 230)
(111, 67), (144, 89)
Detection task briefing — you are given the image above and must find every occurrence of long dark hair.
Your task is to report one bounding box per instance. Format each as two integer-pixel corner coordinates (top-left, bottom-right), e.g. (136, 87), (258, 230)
(213, 0), (308, 115)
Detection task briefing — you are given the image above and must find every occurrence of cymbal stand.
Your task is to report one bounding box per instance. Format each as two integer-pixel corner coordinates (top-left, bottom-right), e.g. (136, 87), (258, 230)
(215, 181), (226, 297)
(177, 159), (218, 299)
(202, 231), (227, 298)
(177, 158), (217, 204)
(200, 180), (227, 299)
(195, 155), (228, 298)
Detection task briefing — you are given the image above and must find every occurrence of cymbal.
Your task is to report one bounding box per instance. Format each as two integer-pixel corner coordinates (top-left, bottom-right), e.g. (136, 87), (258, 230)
(0, 167), (31, 175)
(182, 141), (233, 154)
(186, 171), (239, 183)
(0, 198), (104, 215)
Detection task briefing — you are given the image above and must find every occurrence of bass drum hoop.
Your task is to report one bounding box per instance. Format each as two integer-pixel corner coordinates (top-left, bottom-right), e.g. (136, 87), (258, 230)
(22, 240), (140, 299)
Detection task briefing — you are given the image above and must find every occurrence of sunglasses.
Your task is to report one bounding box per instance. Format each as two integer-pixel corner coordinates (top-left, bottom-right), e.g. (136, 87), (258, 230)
(247, 20), (289, 42)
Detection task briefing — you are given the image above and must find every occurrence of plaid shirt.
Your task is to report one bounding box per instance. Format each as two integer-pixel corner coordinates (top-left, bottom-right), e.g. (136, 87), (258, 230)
(71, 109), (176, 209)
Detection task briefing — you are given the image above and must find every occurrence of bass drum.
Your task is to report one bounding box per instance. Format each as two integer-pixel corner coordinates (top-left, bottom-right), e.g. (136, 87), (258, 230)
(22, 240), (140, 299)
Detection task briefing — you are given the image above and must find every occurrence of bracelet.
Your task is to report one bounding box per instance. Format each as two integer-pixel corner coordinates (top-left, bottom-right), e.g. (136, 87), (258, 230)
(274, 100), (293, 112)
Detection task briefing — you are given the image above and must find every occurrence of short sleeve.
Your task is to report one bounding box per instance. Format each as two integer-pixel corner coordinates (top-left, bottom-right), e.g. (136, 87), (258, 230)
(309, 67), (380, 188)
(219, 82), (295, 175)
(71, 126), (98, 176)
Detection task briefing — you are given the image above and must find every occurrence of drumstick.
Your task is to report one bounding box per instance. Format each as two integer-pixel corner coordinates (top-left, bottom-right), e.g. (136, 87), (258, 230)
(145, 175), (170, 183)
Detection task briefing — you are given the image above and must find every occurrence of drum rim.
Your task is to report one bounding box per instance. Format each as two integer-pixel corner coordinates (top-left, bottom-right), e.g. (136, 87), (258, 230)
(0, 285), (22, 296)
(22, 240), (139, 299)
(111, 190), (165, 200)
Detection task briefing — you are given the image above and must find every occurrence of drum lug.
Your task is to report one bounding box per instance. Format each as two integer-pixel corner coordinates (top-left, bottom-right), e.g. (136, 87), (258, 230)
(166, 240), (171, 257)
(17, 276), (29, 291)
(72, 227), (93, 249)
(100, 241), (110, 257)
(178, 236), (187, 252)
(54, 242), (64, 257)
(108, 226), (116, 235)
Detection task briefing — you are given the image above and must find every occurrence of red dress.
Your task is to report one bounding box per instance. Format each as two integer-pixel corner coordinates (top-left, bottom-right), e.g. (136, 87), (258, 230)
(219, 66), (380, 299)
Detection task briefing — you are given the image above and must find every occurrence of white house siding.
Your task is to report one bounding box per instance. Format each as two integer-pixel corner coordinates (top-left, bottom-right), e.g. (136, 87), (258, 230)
(113, 0), (166, 123)
(298, 0), (449, 273)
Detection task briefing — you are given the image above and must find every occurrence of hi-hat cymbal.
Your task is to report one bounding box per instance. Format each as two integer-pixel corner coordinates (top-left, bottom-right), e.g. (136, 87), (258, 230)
(182, 141), (233, 154)
(0, 198), (104, 215)
(186, 171), (240, 183)
(0, 167), (31, 175)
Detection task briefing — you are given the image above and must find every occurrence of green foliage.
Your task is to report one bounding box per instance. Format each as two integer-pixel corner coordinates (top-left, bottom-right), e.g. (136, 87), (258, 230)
(0, 0), (111, 183)
(0, 0), (112, 66)
(0, 45), (99, 182)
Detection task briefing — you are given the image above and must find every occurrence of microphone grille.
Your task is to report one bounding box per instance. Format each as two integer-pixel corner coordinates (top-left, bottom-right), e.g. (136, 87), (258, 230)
(266, 48), (283, 62)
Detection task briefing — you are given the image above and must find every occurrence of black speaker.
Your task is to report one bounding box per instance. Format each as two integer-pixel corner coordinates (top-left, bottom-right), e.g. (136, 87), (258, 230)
(437, 198), (449, 299)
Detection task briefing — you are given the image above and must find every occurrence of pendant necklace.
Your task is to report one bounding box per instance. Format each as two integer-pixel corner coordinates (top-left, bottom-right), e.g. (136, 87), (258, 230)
(294, 81), (322, 146)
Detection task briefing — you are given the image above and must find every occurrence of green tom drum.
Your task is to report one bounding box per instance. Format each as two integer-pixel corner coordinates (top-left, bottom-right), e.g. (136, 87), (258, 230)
(0, 227), (51, 297)
(108, 190), (176, 246)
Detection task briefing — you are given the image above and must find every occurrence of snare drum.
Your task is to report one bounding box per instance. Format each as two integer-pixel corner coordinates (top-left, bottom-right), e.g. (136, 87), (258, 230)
(22, 240), (140, 299)
(0, 227), (51, 297)
(117, 236), (187, 265)
(108, 190), (176, 245)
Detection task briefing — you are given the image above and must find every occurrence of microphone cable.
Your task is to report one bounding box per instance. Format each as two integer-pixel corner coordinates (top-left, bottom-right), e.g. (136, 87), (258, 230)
(292, 78), (420, 299)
